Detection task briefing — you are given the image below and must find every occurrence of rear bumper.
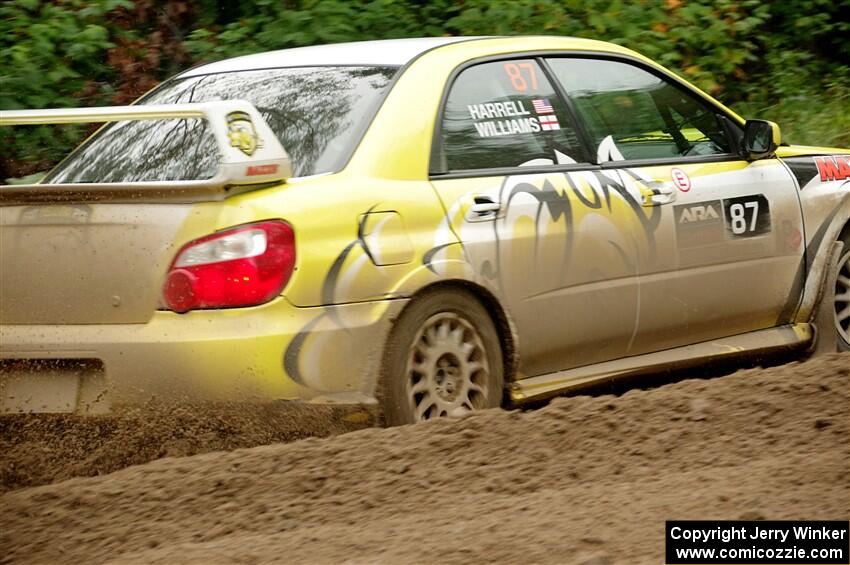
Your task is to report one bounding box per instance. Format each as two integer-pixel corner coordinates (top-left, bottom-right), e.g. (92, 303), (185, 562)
(0, 297), (405, 413)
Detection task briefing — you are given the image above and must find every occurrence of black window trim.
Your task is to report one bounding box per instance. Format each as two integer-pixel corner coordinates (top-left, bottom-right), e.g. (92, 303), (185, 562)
(431, 162), (603, 181)
(429, 49), (747, 180)
(536, 57), (597, 164)
(598, 153), (743, 169)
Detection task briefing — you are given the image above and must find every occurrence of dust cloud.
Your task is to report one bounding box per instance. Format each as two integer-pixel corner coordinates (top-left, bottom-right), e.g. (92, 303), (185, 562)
(1, 354), (847, 564)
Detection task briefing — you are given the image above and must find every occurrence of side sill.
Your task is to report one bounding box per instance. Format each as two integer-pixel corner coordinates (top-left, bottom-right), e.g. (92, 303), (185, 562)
(508, 323), (813, 404)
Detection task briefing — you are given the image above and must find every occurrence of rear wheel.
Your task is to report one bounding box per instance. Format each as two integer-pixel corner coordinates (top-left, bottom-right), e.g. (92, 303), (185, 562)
(381, 289), (504, 426)
(835, 232), (850, 351)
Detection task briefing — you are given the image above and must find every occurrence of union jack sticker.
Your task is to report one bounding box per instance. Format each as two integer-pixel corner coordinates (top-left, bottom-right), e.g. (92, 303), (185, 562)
(539, 114), (560, 131)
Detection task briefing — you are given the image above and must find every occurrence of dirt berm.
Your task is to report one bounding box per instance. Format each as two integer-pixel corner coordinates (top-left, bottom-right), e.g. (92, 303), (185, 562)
(1, 354), (848, 564)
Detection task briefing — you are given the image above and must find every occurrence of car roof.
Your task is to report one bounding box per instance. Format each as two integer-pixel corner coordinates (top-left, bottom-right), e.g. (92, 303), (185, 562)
(180, 37), (488, 77)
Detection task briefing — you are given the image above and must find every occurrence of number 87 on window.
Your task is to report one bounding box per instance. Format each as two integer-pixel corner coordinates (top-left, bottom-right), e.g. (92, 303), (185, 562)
(504, 63), (538, 92)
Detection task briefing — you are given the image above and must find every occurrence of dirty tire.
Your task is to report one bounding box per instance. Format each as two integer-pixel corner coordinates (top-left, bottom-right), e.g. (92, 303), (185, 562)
(381, 288), (504, 426)
(836, 230), (850, 352)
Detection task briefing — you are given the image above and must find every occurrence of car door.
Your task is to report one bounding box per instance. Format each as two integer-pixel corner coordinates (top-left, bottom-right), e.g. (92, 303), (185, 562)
(428, 58), (652, 377)
(545, 56), (805, 355)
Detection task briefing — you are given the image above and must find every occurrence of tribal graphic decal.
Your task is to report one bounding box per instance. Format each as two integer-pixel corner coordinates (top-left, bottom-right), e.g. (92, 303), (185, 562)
(281, 151), (672, 392)
(424, 152), (663, 298)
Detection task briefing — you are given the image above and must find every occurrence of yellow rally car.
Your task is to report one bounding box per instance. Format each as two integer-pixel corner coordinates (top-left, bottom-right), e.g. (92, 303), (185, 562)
(2, 37), (849, 424)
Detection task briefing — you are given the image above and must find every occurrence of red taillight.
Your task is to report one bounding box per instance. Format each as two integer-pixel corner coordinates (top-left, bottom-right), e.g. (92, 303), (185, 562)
(162, 220), (295, 313)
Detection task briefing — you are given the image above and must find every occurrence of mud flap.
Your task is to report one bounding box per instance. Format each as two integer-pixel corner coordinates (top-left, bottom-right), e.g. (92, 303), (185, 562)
(809, 240), (844, 356)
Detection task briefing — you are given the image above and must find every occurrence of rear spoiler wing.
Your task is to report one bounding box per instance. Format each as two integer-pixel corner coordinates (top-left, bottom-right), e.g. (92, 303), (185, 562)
(0, 100), (292, 205)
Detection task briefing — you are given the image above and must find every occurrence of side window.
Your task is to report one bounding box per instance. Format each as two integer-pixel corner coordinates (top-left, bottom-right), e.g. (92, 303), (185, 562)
(436, 59), (585, 172)
(546, 58), (733, 162)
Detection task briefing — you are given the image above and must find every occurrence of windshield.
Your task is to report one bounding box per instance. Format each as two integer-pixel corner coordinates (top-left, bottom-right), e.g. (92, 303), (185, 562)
(45, 66), (398, 183)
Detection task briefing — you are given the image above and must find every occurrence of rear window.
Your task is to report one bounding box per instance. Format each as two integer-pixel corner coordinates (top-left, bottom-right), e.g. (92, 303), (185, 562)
(45, 66), (398, 183)
(434, 59), (585, 173)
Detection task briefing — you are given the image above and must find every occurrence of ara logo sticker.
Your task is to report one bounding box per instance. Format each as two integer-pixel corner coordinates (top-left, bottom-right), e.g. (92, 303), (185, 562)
(674, 199), (724, 249)
(671, 168), (691, 192)
(678, 203), (720, 223)
(814, 155), (850, 182)
(226, 111), (262, 157)
(673, 195), (771, 247)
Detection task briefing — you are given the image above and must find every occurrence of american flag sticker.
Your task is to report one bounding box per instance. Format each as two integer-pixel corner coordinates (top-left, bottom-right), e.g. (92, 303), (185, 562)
(539, 114), (560, 131)
(532, 98), (555, 114)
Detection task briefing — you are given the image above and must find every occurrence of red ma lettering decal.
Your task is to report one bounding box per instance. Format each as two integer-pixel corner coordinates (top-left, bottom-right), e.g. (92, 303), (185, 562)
(814, 156), (850, 182)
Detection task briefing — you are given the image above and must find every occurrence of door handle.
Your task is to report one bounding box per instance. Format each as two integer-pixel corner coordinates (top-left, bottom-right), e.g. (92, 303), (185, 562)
(467, 195), (501, 220)
(642, 186), (676, 206)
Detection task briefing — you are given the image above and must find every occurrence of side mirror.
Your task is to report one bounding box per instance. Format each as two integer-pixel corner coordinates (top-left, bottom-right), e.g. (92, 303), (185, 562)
(742, 119), (781, 160)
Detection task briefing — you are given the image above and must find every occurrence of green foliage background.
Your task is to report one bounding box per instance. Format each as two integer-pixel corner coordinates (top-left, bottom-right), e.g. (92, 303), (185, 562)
(2, 0), (849, 180)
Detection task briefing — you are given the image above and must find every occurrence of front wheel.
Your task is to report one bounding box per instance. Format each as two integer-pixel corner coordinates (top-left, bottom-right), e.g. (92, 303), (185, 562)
(380, 289), (504, 426)
(835, 232), (850, 351)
